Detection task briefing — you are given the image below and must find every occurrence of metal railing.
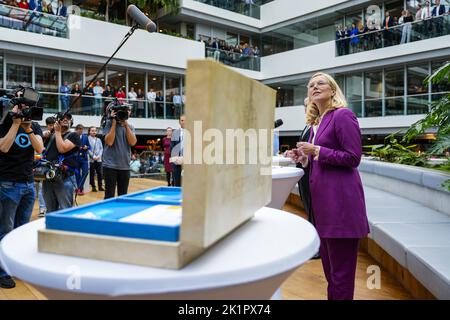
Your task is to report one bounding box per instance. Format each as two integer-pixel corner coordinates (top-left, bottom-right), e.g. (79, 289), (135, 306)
(346, 91), (449, 117)
(205, 47), (261, 71)
(1, 90), (184, 120)
(0, 4), (68, 38)
(336, 15), (450, 56)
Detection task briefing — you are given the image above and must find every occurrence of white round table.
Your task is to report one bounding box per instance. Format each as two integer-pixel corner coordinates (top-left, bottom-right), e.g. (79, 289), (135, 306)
(272, 155), (295, 167)
(268, 166), (304, 210)
(0, 207), (319, 300)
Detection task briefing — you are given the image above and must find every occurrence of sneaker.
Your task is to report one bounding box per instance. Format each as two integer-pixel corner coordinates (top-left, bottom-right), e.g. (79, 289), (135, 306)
(0, 275), (16, 289)
(99, 187), (105, 191)
(78, 190), (85, 196)
(38, 208), (46, 218)
(91, 187), (97, 192)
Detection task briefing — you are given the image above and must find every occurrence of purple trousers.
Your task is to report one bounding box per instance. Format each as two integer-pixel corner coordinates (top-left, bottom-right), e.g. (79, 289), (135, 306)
(319, 237), (360, 300)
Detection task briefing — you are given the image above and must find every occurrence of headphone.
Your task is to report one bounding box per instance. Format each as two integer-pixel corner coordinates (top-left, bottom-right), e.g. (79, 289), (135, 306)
(56, 112), (74, 128)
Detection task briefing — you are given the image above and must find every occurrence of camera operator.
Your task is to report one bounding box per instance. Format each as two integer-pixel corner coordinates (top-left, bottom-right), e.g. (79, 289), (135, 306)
(102, 104), (137, 199)
(42, 113), (81, 213)
(42, 116), (56, 147)
(0, 100), (44, 289)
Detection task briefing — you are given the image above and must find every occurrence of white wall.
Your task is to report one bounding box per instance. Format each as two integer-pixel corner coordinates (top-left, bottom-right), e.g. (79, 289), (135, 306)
(261, 0), (351, 28)
(275, 106), (306, 132)
(261, 35), (450, 80)
(182, 0), (261, 28)
(0, 16), (205, 69)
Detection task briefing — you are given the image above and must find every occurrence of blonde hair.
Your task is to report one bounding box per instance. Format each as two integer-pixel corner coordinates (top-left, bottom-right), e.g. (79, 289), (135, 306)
(306, 72), (347, 126)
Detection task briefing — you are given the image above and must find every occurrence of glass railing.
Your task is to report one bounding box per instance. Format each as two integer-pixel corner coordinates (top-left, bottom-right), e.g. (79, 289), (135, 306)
(205, 47), (261, 71)
(273, 91), (448, 117)
(0, 4), (68, 38)
(6, 91), (185, 120)
(336, 15), (450, 56)
(194, 0), (264, 19)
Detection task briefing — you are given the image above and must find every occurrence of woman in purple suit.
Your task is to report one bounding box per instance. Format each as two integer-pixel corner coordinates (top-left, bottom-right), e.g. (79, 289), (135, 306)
(297, 72), (369, 300)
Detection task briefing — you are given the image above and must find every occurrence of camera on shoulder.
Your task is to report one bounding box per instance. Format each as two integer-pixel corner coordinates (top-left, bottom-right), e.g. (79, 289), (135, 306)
(108, 98), (131, 121)
(2, 86), (43, 122)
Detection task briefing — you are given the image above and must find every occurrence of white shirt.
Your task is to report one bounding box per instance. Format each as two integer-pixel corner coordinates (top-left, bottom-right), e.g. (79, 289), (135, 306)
(173, 95), (182, 104)
(146, 91), (156, 102)
(128, 91), (137, 100)
(93, 85), (103, 98)
(421, 6), (432, 19)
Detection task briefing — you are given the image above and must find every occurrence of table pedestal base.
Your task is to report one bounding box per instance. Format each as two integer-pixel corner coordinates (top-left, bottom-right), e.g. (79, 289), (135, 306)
(32, 269), (295, 300)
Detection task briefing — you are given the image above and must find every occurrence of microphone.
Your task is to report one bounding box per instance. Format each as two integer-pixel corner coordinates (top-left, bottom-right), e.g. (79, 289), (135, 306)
(127, 5), (157, 33)
(274, 119), (283, 129)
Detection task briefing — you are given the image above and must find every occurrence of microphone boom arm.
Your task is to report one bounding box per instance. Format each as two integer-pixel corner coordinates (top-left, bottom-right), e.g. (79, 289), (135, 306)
(63, 23), (140, 117)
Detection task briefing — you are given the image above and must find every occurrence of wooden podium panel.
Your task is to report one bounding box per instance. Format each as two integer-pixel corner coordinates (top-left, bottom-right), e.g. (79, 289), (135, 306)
(180, 60), (275, 263)
(38, 60), (276, 269)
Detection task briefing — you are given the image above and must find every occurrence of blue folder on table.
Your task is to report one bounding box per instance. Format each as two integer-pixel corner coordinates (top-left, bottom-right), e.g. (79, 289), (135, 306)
(45, 187), (183, 242)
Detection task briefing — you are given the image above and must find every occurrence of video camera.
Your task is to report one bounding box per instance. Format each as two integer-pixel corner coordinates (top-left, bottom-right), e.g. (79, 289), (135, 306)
(0, 86), (43, 122)
(33, 158), (65, 183)
(107, 98), (131, 121)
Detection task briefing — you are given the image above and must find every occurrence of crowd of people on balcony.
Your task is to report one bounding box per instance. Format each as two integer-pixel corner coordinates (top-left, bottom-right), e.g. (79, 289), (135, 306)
(59, 81), (184, 119)
(336, 1), (450, 56)
(199, 36), (261, 69)
(1, 0), (68, 16)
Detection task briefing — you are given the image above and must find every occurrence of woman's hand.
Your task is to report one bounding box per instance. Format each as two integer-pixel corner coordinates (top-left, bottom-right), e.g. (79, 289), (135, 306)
(298, 142), (317, 156)
(284, 148), (304, 163)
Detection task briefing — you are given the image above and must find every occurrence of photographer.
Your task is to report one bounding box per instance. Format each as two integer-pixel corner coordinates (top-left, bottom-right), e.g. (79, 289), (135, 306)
(102, 103), (137, 199)
(42, 113), (81, 213)
(0, 97), (44, 289)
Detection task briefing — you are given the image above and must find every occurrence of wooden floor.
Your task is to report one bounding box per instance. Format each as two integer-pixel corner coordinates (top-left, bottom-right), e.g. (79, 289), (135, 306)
(0, 178), (412, 300)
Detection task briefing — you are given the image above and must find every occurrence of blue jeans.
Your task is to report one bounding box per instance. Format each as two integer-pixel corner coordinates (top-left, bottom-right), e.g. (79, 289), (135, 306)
(35, 181), (46, 210)
(0, 180), (35, 277)
(75, 160), (89, 192)
(42, 175), (77, 213)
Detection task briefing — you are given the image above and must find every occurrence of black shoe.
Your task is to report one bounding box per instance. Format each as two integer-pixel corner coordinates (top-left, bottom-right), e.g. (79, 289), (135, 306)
(98, 187), (105, 191)
(0, 275), (16, 289)
(91, 187), (97, 192)
(311, 253), (321, 260)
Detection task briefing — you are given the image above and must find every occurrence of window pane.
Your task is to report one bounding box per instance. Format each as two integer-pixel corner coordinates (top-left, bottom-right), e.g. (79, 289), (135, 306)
(345, 10), (363, 30)
(227, 32), (238, 47)
(407, 64), (428, 95)
(6, 64), (32, 89)
(293, 80), (308, 106)
(62, 70), (83, 90)
(166, 75), (181, 119)
(35, 67), (58, 93)
(348, 100), (362, 117)
(385, 68), (404, 97)
(385, 0), (404, 20)
(107, 69), (126, 93)
(432, 61), (450, 93)
(346, 73), (362, 101)
(407, 95), (429, 115)
(85, 65), (105, 88)
(273, 85), (294, 108)
(365, 70), (382, 99)
(128, 71), (145, 118)
(365, 100), (382, 117)
(148, 73), (164, 118)
(385, 97), (404, 115)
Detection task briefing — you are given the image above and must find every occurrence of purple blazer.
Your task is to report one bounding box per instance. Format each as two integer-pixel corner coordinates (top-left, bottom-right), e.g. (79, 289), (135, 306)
(308, 108), (369, 238)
